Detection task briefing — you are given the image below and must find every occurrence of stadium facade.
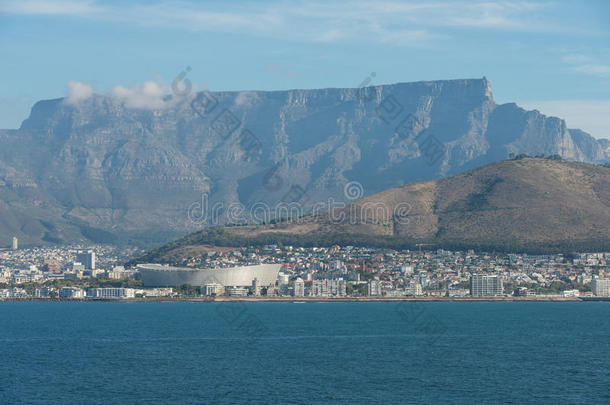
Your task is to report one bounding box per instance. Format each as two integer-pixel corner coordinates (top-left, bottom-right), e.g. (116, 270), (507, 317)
(137, 263), (281, 288)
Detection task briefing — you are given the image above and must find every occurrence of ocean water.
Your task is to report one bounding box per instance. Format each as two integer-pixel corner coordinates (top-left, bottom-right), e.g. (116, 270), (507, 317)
(1, 302), (609, 404)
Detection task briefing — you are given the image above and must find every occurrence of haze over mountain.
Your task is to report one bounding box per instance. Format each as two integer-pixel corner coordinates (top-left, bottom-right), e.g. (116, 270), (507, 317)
(132, 158), (610, 264)
(0, 78), (608, 247)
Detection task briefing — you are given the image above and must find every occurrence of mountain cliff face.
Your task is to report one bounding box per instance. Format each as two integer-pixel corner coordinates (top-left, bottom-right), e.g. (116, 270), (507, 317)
(0, 78), (608, 246)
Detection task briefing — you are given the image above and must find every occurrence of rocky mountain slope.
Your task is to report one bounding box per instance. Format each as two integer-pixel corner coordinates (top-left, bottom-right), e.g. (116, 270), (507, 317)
(133, 158), (610, 262)
(0, 78), (608, 246)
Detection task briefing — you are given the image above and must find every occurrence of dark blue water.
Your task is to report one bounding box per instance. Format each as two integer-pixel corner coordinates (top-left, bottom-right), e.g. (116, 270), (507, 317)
(1, 302), (609, 404)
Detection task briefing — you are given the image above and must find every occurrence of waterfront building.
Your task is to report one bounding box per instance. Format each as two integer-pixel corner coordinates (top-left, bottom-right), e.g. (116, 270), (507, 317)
(446, 287), (469, 297)
(514, 286), (534, 296)
(336, 279), (346, 297)
(311, 279), (329, 296)
(9, 288), (28, 298)
(138, 288), (174, 297)
(279, 283), (291, 296)
(294, 277), (305, 297)
(562, 289), (580, 297)
(251, 278), (261, 296)
(59, 287), (85, 299)
(592, 278), (610, 297)
(278, 272), (290, 286)
(367, 279), (381, 296)
(405, 282), (423, 296)
(202, 283), (224, 296)
(137, 263), (280, 288)
(226, 287), (249, 297)
(87, 288), (135, 299)
(416, 273), (429, 287)
(470, 274), (503, 296)
(310, 279), (346, 297)
(34, 287), (51, 298)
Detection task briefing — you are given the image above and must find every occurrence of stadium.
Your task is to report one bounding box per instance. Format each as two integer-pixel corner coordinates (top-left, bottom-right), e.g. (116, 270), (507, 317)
(137, 263), (281, 287)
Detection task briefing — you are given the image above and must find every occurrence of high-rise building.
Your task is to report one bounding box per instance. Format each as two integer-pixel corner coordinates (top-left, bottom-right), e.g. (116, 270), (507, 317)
(278, 272), (290, 286)
(336, 279), (346, 296)
(293, 277), (305, 297)
(12, 237), (18, 250)
(76, 250), (95, 270)
(251, 278), (261, 296)
(311, 279), (329, 296)
(470, 274), (503, 296)
(416, 272), (429, 287)
(309, 279), (346, 297)
(367, 279), (381, 296)
(592, 278), (610, 297)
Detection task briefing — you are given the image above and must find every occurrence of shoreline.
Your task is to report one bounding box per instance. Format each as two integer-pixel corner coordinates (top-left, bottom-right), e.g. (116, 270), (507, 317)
(2, 296), (609, 303)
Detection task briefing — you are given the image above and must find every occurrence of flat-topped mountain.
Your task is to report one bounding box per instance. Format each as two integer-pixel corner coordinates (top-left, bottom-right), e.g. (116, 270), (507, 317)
(132, 158), (610, 262)
(1, 78), (608, 246)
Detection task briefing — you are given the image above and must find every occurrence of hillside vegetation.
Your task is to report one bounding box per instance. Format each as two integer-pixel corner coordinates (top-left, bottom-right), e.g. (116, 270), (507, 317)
(132, 158), (610, 263)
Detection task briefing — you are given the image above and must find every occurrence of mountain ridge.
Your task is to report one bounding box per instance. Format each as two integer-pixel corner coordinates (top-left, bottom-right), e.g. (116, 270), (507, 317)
(130, 157), (610, 264)
(1, 78), (608, 246)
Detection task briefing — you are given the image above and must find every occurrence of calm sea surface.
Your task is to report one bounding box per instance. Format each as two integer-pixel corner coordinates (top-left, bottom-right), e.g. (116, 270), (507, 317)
(1, 302), (609, 404)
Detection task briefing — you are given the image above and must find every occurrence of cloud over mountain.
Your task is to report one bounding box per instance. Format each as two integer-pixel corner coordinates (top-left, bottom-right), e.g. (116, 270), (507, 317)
(64, 81), (93, 105)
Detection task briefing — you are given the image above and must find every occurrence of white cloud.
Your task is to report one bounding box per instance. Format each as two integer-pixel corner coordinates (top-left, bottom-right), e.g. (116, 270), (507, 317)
(0, 0), (569, 45)
(561, 53), (592, 64)
(561, 53), (610, 77)
(234, 91), (259, 107)
(572, 64), (610, 77)
(110, 81), (168, 110)
(518, 99), (610, 139)
(65, 81), (93, 105)
(0, 0), (97, 15)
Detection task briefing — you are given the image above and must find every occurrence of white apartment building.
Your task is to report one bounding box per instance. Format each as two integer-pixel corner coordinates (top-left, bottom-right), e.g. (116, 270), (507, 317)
(59, 287), (86, 299)
(367, 279), (381, 296)
(310, 279), (346, 297)
(202, 283), (224, 296)
(405, 282), (423, 296)
(87, 288), (135, 299)
(592, 278), (610, 297)
(293, 277), (305, 297)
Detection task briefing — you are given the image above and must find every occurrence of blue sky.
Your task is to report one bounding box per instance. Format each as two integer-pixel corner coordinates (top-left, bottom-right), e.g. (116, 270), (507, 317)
(1, 0), (609, 138)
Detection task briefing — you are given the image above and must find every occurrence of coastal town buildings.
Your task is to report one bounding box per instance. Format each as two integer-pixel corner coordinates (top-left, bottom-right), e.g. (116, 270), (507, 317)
(0, 244), (608, 300)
